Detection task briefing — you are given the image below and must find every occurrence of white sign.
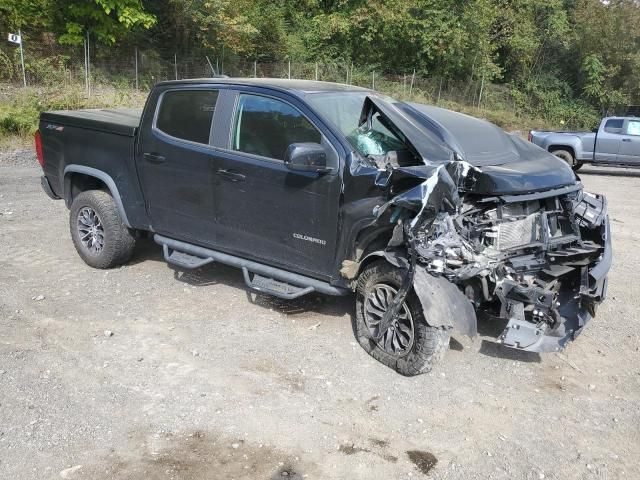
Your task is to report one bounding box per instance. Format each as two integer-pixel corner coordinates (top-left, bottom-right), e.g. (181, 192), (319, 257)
(8, 33), (22, 45)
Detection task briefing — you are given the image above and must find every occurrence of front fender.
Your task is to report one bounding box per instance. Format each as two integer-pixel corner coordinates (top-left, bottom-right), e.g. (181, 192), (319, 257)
(358, 254), (478, 337)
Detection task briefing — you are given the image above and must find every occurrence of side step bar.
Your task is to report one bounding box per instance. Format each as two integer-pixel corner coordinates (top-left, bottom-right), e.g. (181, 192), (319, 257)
(154, 234), (350, 299)
(242, 268), (315, 300)
(163, 244), (214, 269)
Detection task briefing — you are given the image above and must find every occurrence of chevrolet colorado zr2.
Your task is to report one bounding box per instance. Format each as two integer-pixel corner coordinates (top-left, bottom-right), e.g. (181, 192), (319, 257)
(36, 78), (612, 375)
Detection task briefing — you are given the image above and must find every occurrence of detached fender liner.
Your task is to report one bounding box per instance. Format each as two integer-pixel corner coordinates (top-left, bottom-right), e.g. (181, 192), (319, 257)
(412, 265), (478, 337)
(154, 234), (350, 297)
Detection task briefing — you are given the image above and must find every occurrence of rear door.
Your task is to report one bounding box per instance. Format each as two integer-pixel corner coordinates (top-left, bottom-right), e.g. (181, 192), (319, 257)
(594, 119), (624, 162)
(616, 119), (640, 164)
(212, 89), (343, 279)
(136, 86), (222, 243)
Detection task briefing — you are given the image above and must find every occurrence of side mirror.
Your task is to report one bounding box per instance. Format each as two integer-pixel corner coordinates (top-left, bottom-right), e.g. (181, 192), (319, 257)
(284, 143), (329, 173)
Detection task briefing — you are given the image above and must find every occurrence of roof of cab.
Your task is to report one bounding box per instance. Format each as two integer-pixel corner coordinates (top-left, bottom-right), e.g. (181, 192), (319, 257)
(155, 77), (371, 95)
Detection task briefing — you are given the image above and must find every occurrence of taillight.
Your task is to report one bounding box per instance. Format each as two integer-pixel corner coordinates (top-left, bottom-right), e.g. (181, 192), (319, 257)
(35, 130), (44, 167)
(527, 131), (533, 142)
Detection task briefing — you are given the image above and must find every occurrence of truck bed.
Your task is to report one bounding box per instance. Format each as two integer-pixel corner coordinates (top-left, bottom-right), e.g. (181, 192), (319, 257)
(40, 108), (142, 136)
(39, 107), (149, 230)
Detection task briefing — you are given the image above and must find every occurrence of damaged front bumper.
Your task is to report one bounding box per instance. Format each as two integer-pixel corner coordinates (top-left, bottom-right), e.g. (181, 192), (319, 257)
(498, 209), (611, 352)
(368, 163), (612, 354)
(346, 96), (613, 356)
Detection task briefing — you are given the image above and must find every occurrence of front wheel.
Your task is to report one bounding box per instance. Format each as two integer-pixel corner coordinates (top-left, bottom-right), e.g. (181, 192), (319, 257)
(354, 261), (450, 376)
(551, 149), (582, 171)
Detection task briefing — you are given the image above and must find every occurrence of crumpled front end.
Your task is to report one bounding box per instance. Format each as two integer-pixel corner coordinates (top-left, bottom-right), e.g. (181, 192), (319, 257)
(364, 160), (611, 353)
(347, 96), (611, 353)
(413, 185), (611, 352)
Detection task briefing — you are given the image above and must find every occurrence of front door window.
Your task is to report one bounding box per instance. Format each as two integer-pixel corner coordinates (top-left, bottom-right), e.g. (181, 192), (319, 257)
(232, 94), (321, 161)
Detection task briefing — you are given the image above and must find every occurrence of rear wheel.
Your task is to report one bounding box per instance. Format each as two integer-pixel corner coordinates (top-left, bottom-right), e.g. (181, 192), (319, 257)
(69, 190), (136, 269)
(551, 149), (582, 171)
(354, 261), (450, 376)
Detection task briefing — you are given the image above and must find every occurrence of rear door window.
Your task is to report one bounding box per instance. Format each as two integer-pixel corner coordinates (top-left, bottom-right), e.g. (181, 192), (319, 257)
(232, 94), (321, 161)
(156, 89), (219, 144)
(603, 119), (624, 134)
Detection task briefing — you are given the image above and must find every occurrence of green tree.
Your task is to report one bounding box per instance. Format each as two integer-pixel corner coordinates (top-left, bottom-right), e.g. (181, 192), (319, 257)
(581, 54), (627, 115)
(573, 0), (640, 112)
(0, 0), (51, 29)
(49, 0), (156, 45)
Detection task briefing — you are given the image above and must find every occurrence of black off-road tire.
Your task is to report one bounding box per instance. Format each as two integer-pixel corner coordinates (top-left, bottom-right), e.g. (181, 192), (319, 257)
(551, 149), (582, 171)
(69, 190), (136, 269)
(354, 260), (450, 376)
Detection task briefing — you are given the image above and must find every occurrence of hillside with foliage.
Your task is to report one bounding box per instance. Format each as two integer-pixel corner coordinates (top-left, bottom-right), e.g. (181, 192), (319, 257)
(1, 0), (639, 135)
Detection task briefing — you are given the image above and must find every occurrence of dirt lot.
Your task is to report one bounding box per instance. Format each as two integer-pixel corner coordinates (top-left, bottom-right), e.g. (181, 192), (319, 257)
(1, 145), (639, 480)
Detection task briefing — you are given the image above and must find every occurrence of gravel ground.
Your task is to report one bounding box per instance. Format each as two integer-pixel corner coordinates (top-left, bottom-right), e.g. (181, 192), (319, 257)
(1, 147), (639, 480)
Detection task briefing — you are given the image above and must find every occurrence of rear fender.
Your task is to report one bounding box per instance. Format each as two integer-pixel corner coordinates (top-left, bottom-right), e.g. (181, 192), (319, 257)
(541, 134), (584, 159)
(63, 165), (131, 227)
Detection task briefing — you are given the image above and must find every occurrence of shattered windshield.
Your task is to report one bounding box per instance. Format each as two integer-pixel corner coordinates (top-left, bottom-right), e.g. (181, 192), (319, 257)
(307, 92), (405, 157)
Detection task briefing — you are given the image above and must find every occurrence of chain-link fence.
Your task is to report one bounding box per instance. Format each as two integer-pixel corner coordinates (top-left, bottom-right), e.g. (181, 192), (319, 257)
(0, 35), (517, 114)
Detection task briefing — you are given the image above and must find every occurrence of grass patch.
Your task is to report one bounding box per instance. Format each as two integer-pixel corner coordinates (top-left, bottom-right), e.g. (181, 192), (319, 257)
(0, 84), (147, 139)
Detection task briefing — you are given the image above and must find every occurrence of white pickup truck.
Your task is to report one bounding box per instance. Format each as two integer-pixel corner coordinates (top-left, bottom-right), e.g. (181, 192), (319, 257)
(529, 116), (640, 170)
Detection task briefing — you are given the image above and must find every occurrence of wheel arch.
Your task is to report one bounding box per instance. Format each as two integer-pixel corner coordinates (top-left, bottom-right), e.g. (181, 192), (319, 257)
(340, 224), (396, 281)
(548, 144), (576, 159)
(63, 165), (131, 227)
(356, 250), (388, 277)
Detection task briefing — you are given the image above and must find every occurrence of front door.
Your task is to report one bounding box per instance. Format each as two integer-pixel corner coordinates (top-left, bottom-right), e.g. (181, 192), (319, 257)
(617, 119), (640, 164)
(212, 91), (343, 279)
(136, 87), (221, 244)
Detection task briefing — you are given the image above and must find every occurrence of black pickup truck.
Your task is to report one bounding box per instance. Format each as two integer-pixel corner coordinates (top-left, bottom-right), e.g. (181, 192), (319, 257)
(37, 78), (611, 375)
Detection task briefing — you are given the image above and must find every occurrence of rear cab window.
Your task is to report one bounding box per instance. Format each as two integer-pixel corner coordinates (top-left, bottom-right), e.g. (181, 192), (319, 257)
(603, 119), (624, 134)
(155, 89), (219, 144)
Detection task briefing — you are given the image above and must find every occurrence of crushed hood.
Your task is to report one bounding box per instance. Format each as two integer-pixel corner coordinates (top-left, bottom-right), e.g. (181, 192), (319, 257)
(364, 97), (577, 195)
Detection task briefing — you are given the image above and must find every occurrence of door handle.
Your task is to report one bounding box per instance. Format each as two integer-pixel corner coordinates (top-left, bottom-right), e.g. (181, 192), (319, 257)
(622, 138), (632, 142)
(143, 152), (166, 163)
(218, 169), (246, 182)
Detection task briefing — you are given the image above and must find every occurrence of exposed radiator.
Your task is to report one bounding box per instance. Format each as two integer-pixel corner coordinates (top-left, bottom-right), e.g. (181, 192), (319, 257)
(496, 213), (541, 250)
